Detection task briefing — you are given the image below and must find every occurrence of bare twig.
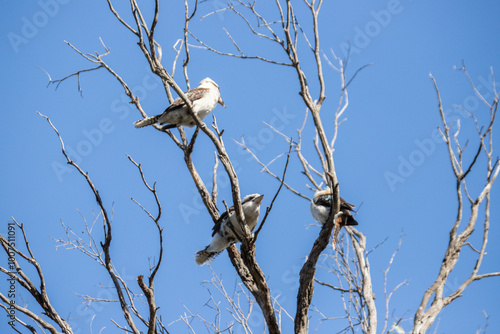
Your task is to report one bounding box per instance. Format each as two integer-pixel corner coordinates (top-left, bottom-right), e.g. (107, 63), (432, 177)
(0, 218), (73, 334)
(412, 69), (500, 334)
(234, 137), (310, 201)
(381, 234), (408, 334)
(254, 139), (293, 241)
(38, 112), (140, 334)
(127, 155), (164, 334)
(37, 65), (103, 97)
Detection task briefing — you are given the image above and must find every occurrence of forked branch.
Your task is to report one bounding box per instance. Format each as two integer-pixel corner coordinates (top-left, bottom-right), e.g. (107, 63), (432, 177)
(412, 69), (500, 334)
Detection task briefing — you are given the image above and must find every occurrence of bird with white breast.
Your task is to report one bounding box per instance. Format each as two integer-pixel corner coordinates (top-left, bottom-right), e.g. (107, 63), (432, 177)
(195, 194), (264, 265)
(310, 189), (358, 226)
(134, 77), (225, 129)
(310, 189), (359, 246)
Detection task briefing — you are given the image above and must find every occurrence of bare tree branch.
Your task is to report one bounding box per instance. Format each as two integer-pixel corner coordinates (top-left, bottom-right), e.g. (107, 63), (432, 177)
(254, 139), (293, 241)
(0, 218), (73, 334)
(412, 68), (500, 334)
(38, 112), (141, 334)
(128, 155), (164, 334)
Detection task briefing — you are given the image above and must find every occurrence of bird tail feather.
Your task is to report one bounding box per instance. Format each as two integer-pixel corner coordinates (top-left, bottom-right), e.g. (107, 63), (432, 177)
(134, 115), (161, 128)
(195, 247), (221, 265)
(341, 209), (358, 226)
(345, 214), (358, 226)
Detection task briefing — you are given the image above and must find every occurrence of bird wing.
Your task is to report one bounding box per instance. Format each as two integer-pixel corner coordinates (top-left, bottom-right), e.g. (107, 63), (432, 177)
(315, 195), (355, 211)
(339, 197), (355, 211)
(211, 195), (255, 237)
(314, 194), (357, 224)
(314, 193), (333, 207)
(164, 87), (210, 113)
(212, 209), (230, 237)
(339, 197), (358, 225)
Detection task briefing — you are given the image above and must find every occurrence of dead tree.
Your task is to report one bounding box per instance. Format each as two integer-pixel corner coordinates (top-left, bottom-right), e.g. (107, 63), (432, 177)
(411, 68), (500, 334)
(189, 2), (499, 334)
(197, 1), (376, 332)
(0, 1), (499, 334)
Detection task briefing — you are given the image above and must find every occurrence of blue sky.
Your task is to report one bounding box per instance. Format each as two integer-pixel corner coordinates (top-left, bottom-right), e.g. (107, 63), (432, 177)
(1, 0), (499, 333)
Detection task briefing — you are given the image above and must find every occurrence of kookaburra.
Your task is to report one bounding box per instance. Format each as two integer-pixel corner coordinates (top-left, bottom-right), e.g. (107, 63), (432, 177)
(310, 189), (358, 226)
(195, 194), (264, 265)
(134, 78), (225, 129)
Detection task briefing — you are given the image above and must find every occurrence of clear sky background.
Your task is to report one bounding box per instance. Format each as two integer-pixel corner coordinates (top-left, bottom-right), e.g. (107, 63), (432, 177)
(1, 1), (499, 333)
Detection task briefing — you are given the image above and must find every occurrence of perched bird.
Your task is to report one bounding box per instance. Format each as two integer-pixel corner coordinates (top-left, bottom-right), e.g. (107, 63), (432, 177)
(310, 189), (358, 226)
(310, 189), (358, 246)
(134, 77), (225, 129)
(195, 194), (264, 265)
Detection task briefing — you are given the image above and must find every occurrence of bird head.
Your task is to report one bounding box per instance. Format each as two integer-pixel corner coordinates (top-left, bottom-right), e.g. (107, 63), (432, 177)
(313, 189), (333, 205)
(313, 189), (355, 209)
(199, 77), (225, 108)
(242, 194), (264, 210)
(199, 77), (217, 88)
(240, 194), (264, 228)
(311, 189), (358, 226)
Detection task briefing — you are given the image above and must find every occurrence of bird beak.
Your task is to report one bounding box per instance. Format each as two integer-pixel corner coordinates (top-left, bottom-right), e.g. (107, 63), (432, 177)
(254, 194), (264, 205)
(218, 97), (226, 108)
